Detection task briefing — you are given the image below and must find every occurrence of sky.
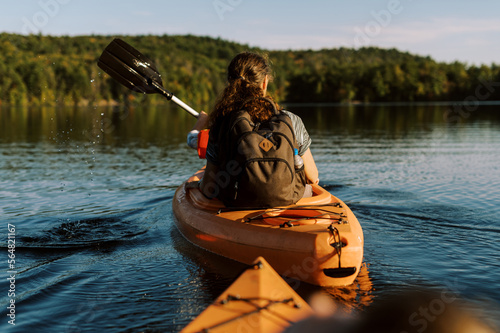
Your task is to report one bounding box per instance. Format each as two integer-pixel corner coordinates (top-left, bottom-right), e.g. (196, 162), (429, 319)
(1, 0), (500, 65)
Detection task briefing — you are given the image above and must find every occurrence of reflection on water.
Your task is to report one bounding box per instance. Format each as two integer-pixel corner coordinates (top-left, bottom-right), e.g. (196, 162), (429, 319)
(325, 263), (374, 311)
(0, 105), (196, 145)
(1, 103), (499, 332)
(3, 103), (499, 144)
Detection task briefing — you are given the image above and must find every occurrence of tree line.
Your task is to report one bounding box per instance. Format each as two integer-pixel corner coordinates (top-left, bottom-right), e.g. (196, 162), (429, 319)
(1, 33), (499, 107)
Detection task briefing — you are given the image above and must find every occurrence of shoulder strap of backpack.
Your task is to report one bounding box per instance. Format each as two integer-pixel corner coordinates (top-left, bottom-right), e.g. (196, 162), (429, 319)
(229, 110), (254, 134)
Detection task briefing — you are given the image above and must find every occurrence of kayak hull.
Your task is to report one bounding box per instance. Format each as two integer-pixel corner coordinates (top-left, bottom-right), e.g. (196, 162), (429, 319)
(173, 169), (364, 287)
(181, 256), (314, 333)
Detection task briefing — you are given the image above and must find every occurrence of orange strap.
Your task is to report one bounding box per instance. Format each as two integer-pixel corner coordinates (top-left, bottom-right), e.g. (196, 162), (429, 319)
(197, 129), (210, 159)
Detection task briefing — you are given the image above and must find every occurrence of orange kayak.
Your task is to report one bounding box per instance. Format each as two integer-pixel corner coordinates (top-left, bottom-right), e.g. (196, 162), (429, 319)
(173, 168), (364, 287)
(181, 256), (314, 333)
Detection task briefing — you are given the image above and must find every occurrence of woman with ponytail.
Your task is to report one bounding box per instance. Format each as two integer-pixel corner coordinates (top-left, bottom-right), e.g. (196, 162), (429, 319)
(188, 51), (318, 203)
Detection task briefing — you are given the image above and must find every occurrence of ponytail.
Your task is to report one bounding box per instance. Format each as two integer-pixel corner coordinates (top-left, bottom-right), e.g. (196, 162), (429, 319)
(209, 52), (279, 126)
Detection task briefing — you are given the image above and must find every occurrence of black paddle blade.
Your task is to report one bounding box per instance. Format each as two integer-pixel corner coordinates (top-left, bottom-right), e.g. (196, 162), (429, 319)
(97, 38), (171, 97)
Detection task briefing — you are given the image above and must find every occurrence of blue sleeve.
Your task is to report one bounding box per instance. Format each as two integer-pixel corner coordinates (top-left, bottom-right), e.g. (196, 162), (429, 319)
(187, 130), (199, 149)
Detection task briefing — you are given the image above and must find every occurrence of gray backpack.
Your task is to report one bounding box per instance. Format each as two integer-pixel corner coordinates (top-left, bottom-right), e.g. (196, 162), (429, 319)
(216, 102), (306, 208)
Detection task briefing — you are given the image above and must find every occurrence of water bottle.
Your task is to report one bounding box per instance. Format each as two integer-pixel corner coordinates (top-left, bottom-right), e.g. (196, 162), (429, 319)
(294, 148), (304, 169)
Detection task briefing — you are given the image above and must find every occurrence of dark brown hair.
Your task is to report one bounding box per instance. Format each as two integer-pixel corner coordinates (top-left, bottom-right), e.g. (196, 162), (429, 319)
(209, 52), (278, 126)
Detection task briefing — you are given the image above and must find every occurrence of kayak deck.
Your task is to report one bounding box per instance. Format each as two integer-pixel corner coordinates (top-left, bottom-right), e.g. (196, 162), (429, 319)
(181, 256), (314, 333)
(173, 169), (364, 287)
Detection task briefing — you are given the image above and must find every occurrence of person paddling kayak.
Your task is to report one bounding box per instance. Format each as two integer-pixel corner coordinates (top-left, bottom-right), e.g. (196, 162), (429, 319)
(187, 51), (319, 208)
(97, 39), (317, 208)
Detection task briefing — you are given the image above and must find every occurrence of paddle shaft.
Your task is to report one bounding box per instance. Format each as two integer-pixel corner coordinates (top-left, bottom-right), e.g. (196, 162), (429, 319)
(151, 80), (199, 118)
(172, 96), (199, 118)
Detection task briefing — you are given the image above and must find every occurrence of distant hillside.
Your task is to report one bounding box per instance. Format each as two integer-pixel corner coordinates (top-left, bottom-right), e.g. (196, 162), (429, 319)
(1, 33), (499, 107)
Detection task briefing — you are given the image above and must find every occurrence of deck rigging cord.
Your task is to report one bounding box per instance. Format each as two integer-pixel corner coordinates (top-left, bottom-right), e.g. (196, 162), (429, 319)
(195, 261), (303, 332)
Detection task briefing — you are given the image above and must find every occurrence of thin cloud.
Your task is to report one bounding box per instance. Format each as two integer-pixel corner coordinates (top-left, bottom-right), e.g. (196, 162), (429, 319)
(344, 17), (500, 46)
(231, 16), (500, 52)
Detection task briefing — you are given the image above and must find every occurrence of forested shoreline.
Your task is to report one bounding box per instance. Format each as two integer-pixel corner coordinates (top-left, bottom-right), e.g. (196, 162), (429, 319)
(1, 33), (499, 107)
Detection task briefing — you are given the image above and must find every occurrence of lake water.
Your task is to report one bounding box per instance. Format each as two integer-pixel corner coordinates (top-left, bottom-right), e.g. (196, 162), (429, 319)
(1, 103), (499, 332)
